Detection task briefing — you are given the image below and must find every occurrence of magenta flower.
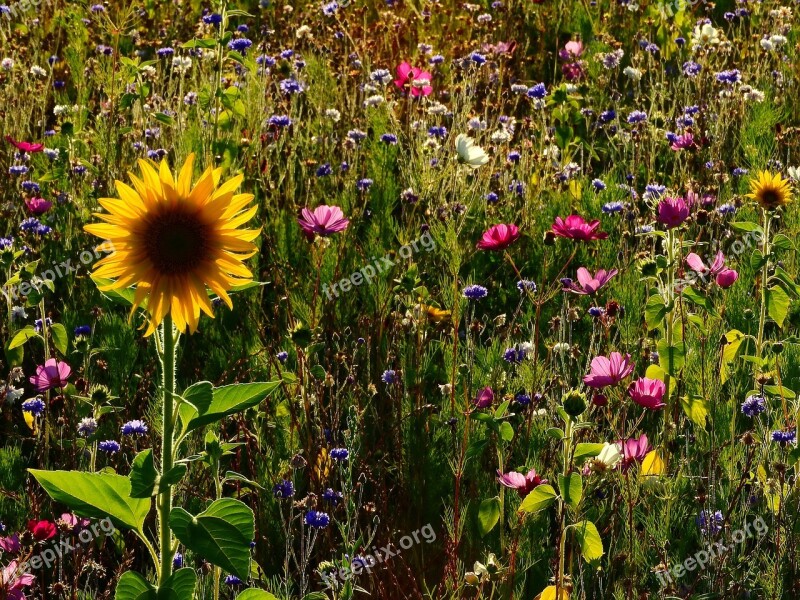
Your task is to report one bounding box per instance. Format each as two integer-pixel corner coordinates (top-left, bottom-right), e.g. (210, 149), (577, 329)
(657, 197), (689, 229)
(29, 358), (71, 392)
(496, 468), (548, 498)
(476, 224), (520, 251)
(24, 197), (52, 215)
(5, 136), (44, 153)
(473, 386), (494, 409)
(564, 267), (618, 295)
(561, 62), (584, 81)
(297, 205), (349, 238)
(1, 561), (34, 600)
(685, 251), (738, 288)
(617, 434), (651, 471)
(394, 62), (433, 97)
(0, 534), (20, 553)
(584, 352), (635, 388)
(628, 378), (666, 410)
(670, 132), (696, 151)
(551, 215), (607, 241)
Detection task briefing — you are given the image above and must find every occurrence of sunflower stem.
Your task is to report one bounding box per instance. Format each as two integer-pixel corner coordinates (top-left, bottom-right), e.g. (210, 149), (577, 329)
(158, 314), (177, 583)
(756, 210), (771, 362)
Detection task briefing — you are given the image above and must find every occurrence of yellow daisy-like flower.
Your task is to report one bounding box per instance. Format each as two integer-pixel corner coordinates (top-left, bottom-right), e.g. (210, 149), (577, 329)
(84, 154), (260, 336)
(745, 170), (793, 211)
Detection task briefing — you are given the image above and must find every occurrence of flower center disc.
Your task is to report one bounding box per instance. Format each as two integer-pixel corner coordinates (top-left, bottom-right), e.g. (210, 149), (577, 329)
(143, 208), (211, 275)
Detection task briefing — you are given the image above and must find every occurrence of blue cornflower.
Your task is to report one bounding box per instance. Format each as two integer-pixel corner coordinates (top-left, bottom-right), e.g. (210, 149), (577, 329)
(429, 54), (445, 65)
(602, 201), (624, 214)
(273, 479), (295, 498)
(268, 115), (292, 128)
(202, 13), (222, 24)
(741, 395), (766, 418)
(599, 109), (616, 124)
(279, 49), (294, 60)
(304, 510), (330, 529)
(224, 575), (243, 586)
(322, 488), (343, 505)
(486, 192), (499, 203)
(156, 47), (175, 58)
(347, 129), (367, 143)
(277, 351), (289, 363)
(507, 151), (521, 163)
(98, 440), (121, 454)
(503, 347), (526, 364)
(514, 392), (531, 406)
(356, 178), (373, 191)
(772, 430), (796, 445)
(427, 126), (447, 138)
(715, 69), (741, 85)
(380, 133), (398, 144)
(173, 553), (183, 569)
(462, 284), (488, 300)
(682, 61), (701, 77)
(732, 168), (748, 177)
(21, 181), (40, 193)
(588, 306), (605, 318)
(279, 78), (305, 94)
(592, 179), (606, 191)
(0, 237), (12, 250)
(9, 165), (28, 176)
(22, 397), (46, 416)
(527, 83), (547, 99)
(330, 447), (349, 461)
(34, 318), (52, 332)
(322, 1), (339, 16)
(718, 203), (736, 215)
(256, 55), (276, 67)
(470, 52), (486, 65)
(227, 38), (253, 53)
(315, 163), (332, 177)
(697, 510), (723, 535)
(77, 417), (98, 436)
(517, 280), (537, 293)
(74, 325), (92, 336)
(627, 110), (647, 124)
(121, 420), (148, 436)
(381, 370), (397, 384)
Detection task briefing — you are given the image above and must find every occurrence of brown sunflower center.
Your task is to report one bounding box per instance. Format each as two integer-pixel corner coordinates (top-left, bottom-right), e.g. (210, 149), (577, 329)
(759, 188), (782, 207)
(142, 207), (212, 275)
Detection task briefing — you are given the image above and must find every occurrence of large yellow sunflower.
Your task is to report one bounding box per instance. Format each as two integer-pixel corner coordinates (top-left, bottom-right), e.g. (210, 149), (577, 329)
(746, 170), (793, 211)
(84, 154), (260, 336)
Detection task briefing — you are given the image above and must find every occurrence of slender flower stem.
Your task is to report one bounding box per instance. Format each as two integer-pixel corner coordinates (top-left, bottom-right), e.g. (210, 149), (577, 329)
(556, 417), (572, 598)
(756, 210), (771, 360)
(158, 314), (177, 583)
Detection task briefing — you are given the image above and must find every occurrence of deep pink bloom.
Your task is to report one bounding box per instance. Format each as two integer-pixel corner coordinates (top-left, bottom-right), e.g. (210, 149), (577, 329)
(476, 224), (520, 251)
(657, 197), (689, 229)
(584, 352), (635, 388)
(29, 358), (72, 392)
(27, 520), (56, 541)
(0, 534), (20, 553)
(5, 136), (44, 153)
(297, 205), (349, 238)
(628, 378), (666, 410)
(394, 62), (433, 97)
(559, 41), (584, 60)
(474, 386), (494, 409)
(670, 132), (696, 151)
(617, 434), (651, 471)
(561, 62), (584, 81)
(1, 561), (34, 600)
(685, 251), (738, 288)
(564, 267), (618, 295)
(552, 215), (607, 241)
(496, 468), (548, 498)
(24, 197), (52, 215)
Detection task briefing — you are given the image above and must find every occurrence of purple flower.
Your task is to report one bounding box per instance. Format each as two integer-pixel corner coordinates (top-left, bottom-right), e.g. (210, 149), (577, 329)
(473, 386), (494, 409)
(657, 197), (689, 229)
(98, 440), (121, 454)
(304, 510), (330, 529)
(121, 420), (148, 436)
(297, 206), (349, 238)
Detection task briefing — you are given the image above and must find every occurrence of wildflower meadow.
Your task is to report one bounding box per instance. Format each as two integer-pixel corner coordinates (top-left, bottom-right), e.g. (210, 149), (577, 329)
(2, 0), (800, 598)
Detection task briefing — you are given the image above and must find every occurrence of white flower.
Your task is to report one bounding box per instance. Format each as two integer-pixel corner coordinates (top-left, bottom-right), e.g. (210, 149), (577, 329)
(324, 108), (341, 121)
(455, 133), (489, 168)
(788, 166), (800, 182)
(511, 83), (528, 94)
(363, 94), (385, 107)
(623, 66), (642, 81)
(1, 58), (14, 71)
(10, 306), (27, 320)
(592, 443), (623, 471)
(770, 34), (787, 48)
(692, 23), (721, 49)
(490, 128), (512, 144)
(171, 56), (192, 74)
(5, 386), (23, 403)
(30, 65), (46, 77)
(426, 102), (448, 115)
(295, 25), (312, 39)
(438, 383), (453, 396)
(760, 38), (774, 51)
(467, 117), (487, 130)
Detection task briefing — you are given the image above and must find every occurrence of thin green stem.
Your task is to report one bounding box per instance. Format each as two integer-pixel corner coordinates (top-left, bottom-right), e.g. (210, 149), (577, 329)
(158, 314), (177, 583)
(756, 211), (771, 360)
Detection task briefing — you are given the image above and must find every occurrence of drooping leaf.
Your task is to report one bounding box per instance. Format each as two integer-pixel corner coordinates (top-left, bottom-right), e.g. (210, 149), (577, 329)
(558, 473), (583, 510)
(571, 520), (604, 562)
(767, 286), (791, 328)
(477, 497), (501, 537)
(657, 339), (686, 376)
(518, 484), (557, 514)
(169, 498), (255, 579)
(29, 470), (150, 532)
(182, 382), (280, 432)
(236, 591), (279, 600)
(644, 295), (669, 331)
(50, 323), (69, 355)
(115, 571), (155, 600)
(680, 395), (709, 428)
(720, 329), (746, 384)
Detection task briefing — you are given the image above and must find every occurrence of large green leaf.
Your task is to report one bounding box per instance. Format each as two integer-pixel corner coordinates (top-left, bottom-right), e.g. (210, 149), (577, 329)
(115, 571), (155, 600)
(767, 286), (791, 328)
(237, 591), (278, 600)
(518, 484), (557, 514)
(170, 498), (254, 579)
(115, 569), (197, 600)
(50, 323), (69, 355)
(181, 382), (280, 432)
(477, 497), (501, 537)
(657, 339), (686, 376)
(644, 295), (668, 331)
(29, 470), (150, 531)
(177, 381), (213, 431)
(680, 395), (709, 428)
(720, 329), (746, 384)
(571, 520), (604, 562)
(558, 473), (583, 510)
(130, 449), (187, 498)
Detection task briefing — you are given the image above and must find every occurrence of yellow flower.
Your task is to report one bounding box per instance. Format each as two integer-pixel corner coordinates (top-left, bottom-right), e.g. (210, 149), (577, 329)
(84, 154), (260, 336)
(746, 170), (792, 210)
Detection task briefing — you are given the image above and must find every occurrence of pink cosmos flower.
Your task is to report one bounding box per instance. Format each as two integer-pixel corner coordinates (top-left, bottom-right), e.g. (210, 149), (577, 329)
(0, 534), (20, 553)
(476, 224), (520, 251)
(657, 197), (689, 229)
(617, 434), (651, 472)
(670, 132), (696, 151)
(24, 197), (52, 215)
(628, 378), (666, 410)
(5, 136), (44, 153)
(551, 215), (608, 241)
(394, 62), (433, 97)
(584, 352), (635, 388)
(559, 41), (584, 60)
(474, 386), (494, 409)
(564, 267), (618, 295)
(496, 468), (548, 498)
(297, 206), (350, 238)
(1, 561), (34, 600)
(29, 358), (71, 392)
(685, 251), (738, 288)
